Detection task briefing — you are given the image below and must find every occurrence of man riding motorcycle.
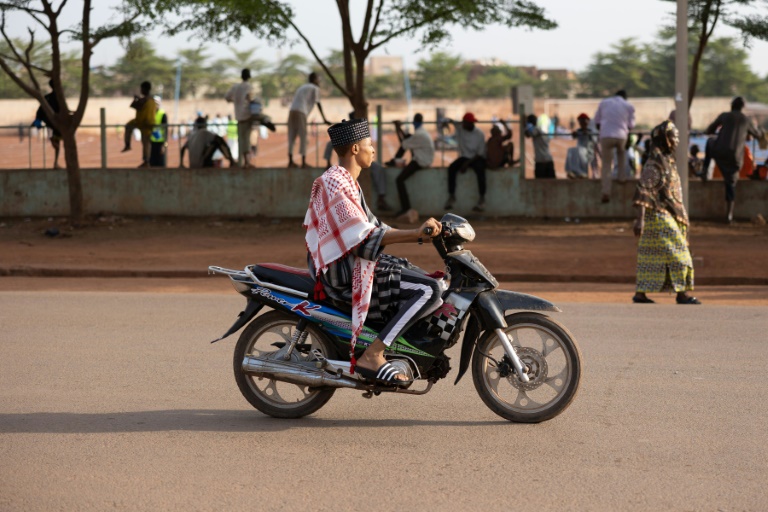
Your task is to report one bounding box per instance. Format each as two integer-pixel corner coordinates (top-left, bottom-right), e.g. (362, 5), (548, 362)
(304, 118), (442, 385)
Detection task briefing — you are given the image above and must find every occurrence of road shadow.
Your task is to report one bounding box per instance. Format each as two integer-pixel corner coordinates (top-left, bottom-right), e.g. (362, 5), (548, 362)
(0, 410), (510, 434)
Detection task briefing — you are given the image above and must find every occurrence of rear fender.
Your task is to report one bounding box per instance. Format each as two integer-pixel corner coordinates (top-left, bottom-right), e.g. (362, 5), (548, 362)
(210, 299), (265, 343)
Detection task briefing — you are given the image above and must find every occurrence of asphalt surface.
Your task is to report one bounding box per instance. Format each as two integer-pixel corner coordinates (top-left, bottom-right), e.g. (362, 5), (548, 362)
(1, 290), (767, 511)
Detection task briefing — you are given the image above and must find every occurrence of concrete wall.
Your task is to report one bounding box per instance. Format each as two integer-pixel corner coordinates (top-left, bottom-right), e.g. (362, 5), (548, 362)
(2, 166), (766, 220)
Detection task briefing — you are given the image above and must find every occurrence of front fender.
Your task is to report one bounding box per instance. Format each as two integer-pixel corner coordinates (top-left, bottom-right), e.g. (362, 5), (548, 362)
(453, 314), (481, 385)
(494, 289), (561, 313)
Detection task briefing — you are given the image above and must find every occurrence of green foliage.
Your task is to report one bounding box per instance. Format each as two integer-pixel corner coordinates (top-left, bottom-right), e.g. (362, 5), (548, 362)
(579, 30), (768, 102)
(466, 65), (535, 98)
(413, 52), (465, 98)
(138, 0), (557, 114)
(579, 39), (651, 98)
(90, 37), (175, 97)
(365, 73), (404, 100)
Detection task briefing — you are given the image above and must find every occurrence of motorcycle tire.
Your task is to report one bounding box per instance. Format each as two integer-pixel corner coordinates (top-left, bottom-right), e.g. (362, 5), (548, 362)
(234, 310), (337, 419)
(472, 313), (582, 423)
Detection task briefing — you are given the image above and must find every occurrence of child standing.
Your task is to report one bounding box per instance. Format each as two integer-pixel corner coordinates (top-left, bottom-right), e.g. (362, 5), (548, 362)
(524, 114), (555, 178)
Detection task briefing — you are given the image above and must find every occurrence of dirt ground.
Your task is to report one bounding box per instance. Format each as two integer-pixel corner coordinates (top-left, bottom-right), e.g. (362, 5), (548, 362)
(1, 215), (766, 304)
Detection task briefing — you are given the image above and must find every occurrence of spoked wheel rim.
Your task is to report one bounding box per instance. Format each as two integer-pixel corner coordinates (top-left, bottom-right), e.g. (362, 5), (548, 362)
(479, 323), (573, 414)
(242, 320), (331, 410)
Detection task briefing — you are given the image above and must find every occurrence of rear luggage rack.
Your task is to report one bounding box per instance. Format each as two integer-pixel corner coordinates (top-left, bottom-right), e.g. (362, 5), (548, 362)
(208, 265), (309, 298)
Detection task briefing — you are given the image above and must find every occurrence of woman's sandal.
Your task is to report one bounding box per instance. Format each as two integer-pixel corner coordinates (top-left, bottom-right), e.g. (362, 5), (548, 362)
(676, 296), (702, 305)
(355, 362), (411, 386)
(632, 295), (655, 304)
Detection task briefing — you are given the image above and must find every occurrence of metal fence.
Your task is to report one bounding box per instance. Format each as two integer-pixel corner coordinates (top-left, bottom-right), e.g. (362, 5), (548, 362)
(0, 117), (523, 171)
(2, 112), (765, 177)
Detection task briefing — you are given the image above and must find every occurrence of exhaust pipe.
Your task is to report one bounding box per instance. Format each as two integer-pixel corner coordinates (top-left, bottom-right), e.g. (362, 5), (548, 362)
(242, 356), (362, 390)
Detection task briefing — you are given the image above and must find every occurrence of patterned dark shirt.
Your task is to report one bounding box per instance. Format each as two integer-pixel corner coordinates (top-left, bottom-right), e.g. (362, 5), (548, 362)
(308, 190), (409, 320)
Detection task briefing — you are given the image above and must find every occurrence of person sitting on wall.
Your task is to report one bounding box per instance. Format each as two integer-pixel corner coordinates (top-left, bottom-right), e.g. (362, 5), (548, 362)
(180, 117), (236, 169)
(442, 113), (488, 212)
(383, 113), (435, 218)
(486, 119), (517, 170)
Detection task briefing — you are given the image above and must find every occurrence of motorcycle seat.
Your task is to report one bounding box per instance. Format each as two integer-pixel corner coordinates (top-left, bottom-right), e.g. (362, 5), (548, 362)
(252, 263), (357, 316)
(252, 263), (316, 296)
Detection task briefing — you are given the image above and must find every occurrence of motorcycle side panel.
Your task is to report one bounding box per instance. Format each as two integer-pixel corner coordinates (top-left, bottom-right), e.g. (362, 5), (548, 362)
(242, 285), (442, 364)
(494, 289), (561, 313)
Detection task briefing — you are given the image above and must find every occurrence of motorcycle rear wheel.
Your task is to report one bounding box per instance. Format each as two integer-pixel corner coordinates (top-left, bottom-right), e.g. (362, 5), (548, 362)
(472, 313), (581, 423)
(234, 310), (337, 418)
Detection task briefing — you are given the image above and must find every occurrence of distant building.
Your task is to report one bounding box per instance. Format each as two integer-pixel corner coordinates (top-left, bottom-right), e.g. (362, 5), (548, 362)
(366, 56), (404, 76)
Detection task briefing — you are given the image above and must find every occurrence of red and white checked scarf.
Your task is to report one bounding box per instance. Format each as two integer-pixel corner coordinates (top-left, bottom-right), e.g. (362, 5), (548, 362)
(304, 166), (377, 373)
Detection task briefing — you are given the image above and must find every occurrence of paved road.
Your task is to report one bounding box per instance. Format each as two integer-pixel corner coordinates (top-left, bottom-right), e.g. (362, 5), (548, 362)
(1, 291), (766, 511)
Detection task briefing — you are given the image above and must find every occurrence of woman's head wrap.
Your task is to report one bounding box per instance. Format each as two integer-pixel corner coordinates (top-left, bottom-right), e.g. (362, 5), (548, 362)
(650, 120), (678, 154)
(328, 119), (370, 147)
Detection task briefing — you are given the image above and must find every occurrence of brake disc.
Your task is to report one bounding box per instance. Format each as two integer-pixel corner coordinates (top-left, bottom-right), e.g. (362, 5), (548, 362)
(507, 346), (547, 391)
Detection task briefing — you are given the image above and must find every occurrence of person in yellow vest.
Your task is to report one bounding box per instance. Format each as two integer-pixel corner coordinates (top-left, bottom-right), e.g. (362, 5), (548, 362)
(149, 95), (168, 167)
(121, 81), (157, 167)
(225, 114), (239, 161)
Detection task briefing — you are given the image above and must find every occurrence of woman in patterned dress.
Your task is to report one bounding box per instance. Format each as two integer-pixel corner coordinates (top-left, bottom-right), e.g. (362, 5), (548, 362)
(632, 120), (701, 305)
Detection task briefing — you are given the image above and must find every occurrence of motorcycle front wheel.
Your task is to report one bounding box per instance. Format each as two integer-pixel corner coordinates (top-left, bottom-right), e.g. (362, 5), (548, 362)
(234, 310), (337, 418)
(472, 313), (581, 423)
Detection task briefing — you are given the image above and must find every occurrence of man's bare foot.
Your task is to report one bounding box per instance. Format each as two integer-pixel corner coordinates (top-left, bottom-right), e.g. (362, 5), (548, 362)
(137, 162), (149, 168)
(301, 163), (312, 169)
(53, 163), (62, 170)
(121, 146), (131, 153)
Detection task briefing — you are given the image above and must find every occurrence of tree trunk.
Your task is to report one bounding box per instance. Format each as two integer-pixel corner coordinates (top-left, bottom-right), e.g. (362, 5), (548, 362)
(60, 128), (84, 223)
(351, 53), (369, 119)
(688, 37), (706, 110)
(351, 92), (369, 120)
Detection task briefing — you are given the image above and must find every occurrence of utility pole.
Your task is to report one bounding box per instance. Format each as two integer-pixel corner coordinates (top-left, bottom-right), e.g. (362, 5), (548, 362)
(675, 0), (689, 211)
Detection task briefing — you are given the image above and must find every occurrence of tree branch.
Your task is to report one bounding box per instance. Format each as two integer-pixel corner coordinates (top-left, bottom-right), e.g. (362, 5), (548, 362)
(0, 14), (43, 90)
(368, 6), (462, 52)
(0, 55), (44, 101)
(0, 2), (45, 14)
(359, 0), (375, 46)
(367, 0), (384, 48)
(73, 0), (92, 126)
(23, 27), (41, 91)
(0, 52), (50, 74)
(336, 0), (356, 91)
(271, 4), (350, 98)
(56, 0), (70, 16)
(706, 0), (721, 40)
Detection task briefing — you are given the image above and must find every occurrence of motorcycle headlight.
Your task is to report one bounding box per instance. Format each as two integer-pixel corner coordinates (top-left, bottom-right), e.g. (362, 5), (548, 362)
(454, 223), (476, 242)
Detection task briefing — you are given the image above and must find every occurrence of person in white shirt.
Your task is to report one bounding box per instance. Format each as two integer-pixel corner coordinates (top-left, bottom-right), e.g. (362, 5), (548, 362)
(386, 113), (435, 215)
(443, 113), (487, 212)
(287, 72), (331, 168)
(593, 89), (636, 203)
(225, 69), (256, 168)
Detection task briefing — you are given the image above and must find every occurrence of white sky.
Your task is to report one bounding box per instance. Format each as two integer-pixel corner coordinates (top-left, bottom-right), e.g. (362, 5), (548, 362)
(4, 0), (768, 76)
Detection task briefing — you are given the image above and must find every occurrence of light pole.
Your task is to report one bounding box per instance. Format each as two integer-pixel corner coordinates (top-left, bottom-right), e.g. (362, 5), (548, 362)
(675, 0), (689, 211)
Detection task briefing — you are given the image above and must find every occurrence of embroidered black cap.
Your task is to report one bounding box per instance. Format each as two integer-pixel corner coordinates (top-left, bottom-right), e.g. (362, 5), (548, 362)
(327, 118), (370, 147)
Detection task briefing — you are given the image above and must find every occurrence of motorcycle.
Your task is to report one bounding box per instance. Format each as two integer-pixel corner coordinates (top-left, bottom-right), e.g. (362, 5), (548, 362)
(209, 213), (581, 423)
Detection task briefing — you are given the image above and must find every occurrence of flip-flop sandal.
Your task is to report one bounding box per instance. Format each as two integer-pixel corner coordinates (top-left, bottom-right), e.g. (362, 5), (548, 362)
(355, 362), (411, 386)
(676, 296), (702, 305)
(632, 296), (655, 304)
